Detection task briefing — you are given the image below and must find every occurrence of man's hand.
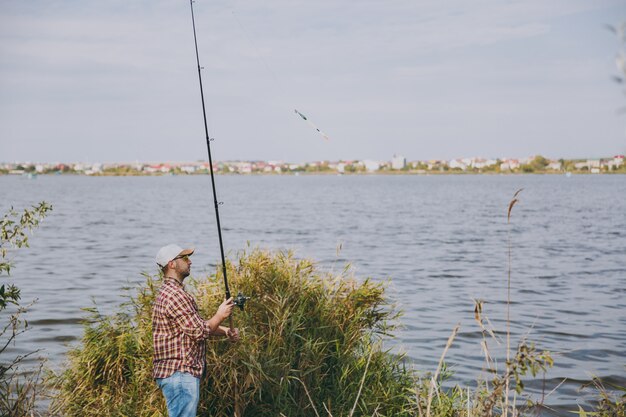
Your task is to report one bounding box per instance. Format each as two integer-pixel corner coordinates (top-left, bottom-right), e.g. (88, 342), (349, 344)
(217, 297), (235, 321)
(226, 327), (240, 342)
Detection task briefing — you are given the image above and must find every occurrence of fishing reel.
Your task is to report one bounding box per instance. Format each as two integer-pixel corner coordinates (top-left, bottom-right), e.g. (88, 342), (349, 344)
(233, 292), (249, 311)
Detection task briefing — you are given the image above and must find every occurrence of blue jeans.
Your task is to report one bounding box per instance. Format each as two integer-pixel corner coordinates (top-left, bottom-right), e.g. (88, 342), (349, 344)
(156, 371), (200, 417)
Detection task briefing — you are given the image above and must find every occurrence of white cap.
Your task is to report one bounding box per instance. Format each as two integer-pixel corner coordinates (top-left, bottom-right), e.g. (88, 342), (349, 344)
(156, 244), (194, 268)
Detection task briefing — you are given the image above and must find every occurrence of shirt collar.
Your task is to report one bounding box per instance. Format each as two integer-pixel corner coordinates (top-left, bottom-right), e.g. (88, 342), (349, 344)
(164, 277), (184, 288)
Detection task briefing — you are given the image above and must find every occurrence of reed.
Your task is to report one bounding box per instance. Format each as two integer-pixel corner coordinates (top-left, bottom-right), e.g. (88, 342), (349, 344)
(50, 249), (416, 417)
(574, 376), (626, 417)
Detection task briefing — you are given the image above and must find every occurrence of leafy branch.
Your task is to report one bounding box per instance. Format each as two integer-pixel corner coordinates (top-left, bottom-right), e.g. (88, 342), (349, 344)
(0, 201), (52, 310)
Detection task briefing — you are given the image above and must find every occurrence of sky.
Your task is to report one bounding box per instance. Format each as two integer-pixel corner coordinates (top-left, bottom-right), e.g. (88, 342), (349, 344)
(1, 0), (625, 163)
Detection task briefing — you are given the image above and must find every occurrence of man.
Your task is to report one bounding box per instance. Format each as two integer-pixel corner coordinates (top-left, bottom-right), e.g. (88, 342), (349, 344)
(152, 244), (240, 417)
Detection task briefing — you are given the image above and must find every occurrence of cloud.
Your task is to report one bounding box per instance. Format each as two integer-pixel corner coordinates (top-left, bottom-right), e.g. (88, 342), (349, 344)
(0, 0), (624, 162)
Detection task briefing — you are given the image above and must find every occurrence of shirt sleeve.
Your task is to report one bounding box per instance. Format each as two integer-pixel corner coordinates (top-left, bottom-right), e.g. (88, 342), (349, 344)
(165, 291), (212, 341)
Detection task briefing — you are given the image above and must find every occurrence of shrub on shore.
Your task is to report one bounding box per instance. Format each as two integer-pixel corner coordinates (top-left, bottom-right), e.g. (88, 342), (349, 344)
(50, 249), (417, 417)
(1, 202), (52, 417)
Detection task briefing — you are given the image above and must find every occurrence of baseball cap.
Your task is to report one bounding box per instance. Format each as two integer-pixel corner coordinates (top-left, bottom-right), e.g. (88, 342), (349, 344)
(156, 244), (194, 267)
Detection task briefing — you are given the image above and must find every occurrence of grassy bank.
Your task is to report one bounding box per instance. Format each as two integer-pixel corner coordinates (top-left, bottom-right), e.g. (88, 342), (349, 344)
(51, 250), (418, 416)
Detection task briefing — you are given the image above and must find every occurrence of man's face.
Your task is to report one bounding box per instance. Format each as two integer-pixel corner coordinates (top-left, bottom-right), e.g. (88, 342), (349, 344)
(173, 255), (192, 278)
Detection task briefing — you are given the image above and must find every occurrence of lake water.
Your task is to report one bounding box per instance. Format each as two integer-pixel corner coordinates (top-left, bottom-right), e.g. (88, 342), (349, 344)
(1, 174), (625, 415)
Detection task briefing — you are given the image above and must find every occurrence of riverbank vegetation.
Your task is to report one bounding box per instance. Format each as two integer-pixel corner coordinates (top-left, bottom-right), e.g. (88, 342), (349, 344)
(575, 377), (626, 417)
(1, 202), (52, 416)
(50, 248), (563, 417)
(51, 249), (417, 416)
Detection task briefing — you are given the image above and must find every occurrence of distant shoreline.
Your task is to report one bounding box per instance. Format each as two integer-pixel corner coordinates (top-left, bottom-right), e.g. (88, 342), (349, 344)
(3, 155), (624, 176)
(3, 171), (625, 177)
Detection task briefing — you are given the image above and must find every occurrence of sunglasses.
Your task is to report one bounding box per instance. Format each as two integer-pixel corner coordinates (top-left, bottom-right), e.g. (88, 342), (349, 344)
(173, 255), (190, 262)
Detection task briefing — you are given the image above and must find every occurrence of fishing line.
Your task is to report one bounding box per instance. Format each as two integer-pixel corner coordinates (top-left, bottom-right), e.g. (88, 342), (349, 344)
(230, 8), (332, 142)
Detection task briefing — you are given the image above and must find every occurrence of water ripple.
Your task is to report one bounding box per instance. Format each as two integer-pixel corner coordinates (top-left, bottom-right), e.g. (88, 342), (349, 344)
(1, 174), (625, 413)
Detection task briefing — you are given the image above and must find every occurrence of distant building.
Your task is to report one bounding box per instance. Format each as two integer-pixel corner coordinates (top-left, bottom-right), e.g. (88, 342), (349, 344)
(546, 161), (562, 171)
(84, 163), (103, 175)
(363, 160), (380, 172)
(391, 154), (406, 170)
(426, 160), (442, 170)
(587, 160), (601, 169)
(500, 159), (520, 170)
(472, 158), (497, 169)
(237, 162), (252, 174)
(449, 159), (467, 170)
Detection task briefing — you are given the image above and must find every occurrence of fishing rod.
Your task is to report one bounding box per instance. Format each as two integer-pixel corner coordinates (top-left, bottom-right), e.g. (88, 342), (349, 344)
(188, 0), (248, 328)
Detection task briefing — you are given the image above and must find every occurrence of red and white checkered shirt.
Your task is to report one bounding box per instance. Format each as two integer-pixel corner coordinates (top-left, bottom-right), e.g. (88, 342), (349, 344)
(152, 278), (212, 379)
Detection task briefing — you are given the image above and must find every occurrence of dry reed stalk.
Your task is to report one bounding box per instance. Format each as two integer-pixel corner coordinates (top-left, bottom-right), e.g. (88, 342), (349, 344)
(416, 384), (424, 417)
(348, 346), (375, 417)
(480, 340), (493, 374)
(426, 323), (460, 417)
(504, 188), (523, 417)
(473, 299), (501, 345)
(474, 298), (499, 393)
(543, 377), (568, 402)
(292, 376), (321, 417)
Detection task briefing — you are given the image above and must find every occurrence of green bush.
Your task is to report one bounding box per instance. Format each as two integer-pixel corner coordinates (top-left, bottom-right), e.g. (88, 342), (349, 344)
(50, 249), (417, 417)
(1, 202), (52, 417)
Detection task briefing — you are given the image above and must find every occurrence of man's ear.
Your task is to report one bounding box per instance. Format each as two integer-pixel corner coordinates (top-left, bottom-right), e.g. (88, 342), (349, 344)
(163, 261), (174, 273)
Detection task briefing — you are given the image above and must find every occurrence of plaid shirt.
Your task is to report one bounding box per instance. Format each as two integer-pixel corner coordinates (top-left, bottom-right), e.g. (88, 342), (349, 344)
(152, 278), (212, 379)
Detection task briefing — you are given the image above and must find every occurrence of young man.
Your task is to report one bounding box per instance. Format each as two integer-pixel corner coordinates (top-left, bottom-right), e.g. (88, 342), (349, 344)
(152, 244), (240, 417)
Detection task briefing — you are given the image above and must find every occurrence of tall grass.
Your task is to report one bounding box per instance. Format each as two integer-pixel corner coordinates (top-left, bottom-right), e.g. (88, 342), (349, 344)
(575, 376), (626, 417)
(50, 249), (417, 417)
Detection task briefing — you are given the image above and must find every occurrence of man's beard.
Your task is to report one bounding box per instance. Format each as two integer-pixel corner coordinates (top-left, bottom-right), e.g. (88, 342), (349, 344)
(179, 266), (190, 279)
